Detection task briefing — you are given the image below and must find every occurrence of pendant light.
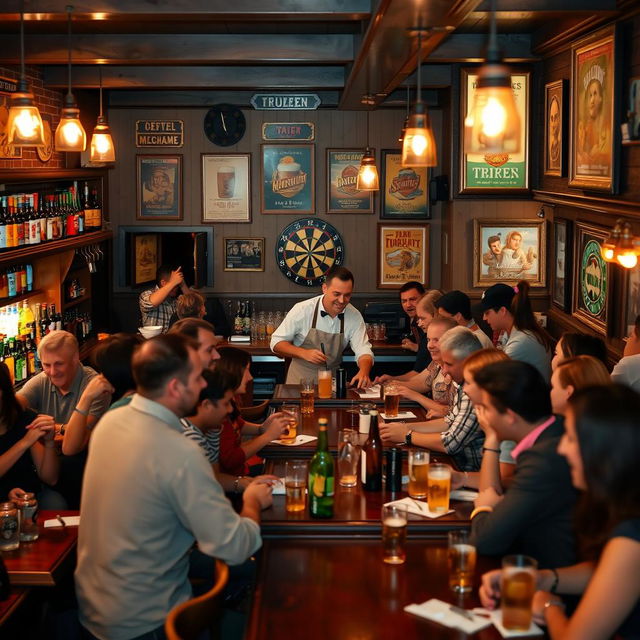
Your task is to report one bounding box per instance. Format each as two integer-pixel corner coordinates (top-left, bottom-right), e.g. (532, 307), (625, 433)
(6, 1), (45, 148)
(401, 29), (437, 167)
(357, 106), (379, 191)
(55, 5), (86, 152)
(398, 85), (410, 144)
(90, 68), (115, 163)
(463, 0), (520, 153)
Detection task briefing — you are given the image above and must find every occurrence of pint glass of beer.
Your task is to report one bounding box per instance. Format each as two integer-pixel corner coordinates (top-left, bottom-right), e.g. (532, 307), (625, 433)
(300, 378), (315, 415)
(501, 555), (538, 630)
(427, 464), (451, 512)
(318, 369), (332, 399)
(383, 382), (400, 417)
(285, 460), (307, 513)
(447, 531), (476, 593)
(280, 404), (299, 443)
(381, 504), (407, 564)
(408, 449), (429, 499)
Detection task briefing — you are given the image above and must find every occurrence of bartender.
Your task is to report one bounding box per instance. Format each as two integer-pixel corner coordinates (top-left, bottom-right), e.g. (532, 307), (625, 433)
(270, 266), (374, 388)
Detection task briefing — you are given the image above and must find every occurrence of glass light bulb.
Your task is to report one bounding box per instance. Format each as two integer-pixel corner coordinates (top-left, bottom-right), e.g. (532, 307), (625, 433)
(410, 133), (428, 156)
(61, 120), (83, 145)
(601, 245), (615, 261)
(480, 97), (507, 138)
(360, 165), (376, 186)
(15, 109), (40, 139)
(617, 251), (638, 269)
(94, 133), (111, 154)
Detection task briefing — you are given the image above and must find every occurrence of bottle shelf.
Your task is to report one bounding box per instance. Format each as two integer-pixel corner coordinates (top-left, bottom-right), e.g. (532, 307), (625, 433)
(0, 289), (43, 308)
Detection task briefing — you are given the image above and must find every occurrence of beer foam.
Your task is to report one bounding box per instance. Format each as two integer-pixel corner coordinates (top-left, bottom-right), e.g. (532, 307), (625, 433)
(277, 161), (301, 172)
(428, 468), (451, 480)
(452, 543), (476, 554)
(383, 517), (406, 527)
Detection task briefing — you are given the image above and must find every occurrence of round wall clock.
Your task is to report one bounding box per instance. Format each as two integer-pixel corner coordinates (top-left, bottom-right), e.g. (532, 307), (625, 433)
(276, 218), (345, 287)
(203, 104), (246, 147)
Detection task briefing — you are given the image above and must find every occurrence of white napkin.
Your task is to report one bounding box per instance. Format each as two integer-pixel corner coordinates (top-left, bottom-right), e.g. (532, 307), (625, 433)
(384, 497), (453, 519)
(450, 489), (479, 502)
(357, 385), (381, 399)
(482, 609), (544, 637)
(44, 515), (80, 528)
(405, 599), (492, 634)
(379, 410), (416, 420)
(270, 434), (317, 446)
(272, 479), (286, 495)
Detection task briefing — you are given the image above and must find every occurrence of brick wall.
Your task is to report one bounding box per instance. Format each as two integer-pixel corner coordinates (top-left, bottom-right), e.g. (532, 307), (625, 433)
(0, 65), (66, 170)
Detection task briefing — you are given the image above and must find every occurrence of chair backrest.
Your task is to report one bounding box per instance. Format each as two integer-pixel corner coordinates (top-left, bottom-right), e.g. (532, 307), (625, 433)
(165, 559), (229, 640)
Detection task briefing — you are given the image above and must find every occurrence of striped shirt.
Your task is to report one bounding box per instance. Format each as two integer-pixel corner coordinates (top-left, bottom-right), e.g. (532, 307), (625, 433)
(180, 418), (220, 464)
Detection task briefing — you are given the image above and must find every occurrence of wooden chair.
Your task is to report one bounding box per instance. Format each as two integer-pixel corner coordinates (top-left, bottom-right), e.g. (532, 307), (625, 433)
(165, 559), (229, 640)
(238, 399), (269, 422)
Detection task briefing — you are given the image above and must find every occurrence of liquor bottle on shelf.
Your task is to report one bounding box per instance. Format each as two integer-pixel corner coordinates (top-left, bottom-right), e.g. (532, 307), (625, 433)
(243, 300), (252, 336)
(0, 197), (7, 251)
(361, 410), (383, 492)
(233, 301), (243, 335)
(86, 186), (102, 231)
(308, 418), (335, 518)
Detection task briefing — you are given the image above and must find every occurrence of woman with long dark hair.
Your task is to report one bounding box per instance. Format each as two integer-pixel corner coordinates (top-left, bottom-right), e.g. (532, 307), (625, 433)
(480, 384), (640, 639)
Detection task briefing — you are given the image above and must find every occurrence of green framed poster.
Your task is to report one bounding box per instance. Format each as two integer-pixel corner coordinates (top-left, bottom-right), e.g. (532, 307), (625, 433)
(380, 150), (429, 219)
(326, 149), (374, 214)
(261, 144), (314, 214)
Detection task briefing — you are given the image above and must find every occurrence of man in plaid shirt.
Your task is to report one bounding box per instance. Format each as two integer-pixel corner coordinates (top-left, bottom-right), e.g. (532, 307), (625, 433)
(139, 264), (190, 332)
(379, 326), (485, 471)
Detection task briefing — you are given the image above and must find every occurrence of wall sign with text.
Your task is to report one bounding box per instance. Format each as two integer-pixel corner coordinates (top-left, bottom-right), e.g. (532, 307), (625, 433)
(262, 123), (315, 141)
(251, 94), (321, 110)
(136, 120), (184, 147)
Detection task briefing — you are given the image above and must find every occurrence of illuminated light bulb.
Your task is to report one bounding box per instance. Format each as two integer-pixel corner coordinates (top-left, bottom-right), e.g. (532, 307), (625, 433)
(6, 93), (45, 147)
(356, 146), (379, 191)
(55, 106), (87, 152)
(481, 97), (507, 137)
(601, 242), (616, 262)
(411, 132), (428, 156)
(616, 251), (638, 269)
(401, 102), (437, 167)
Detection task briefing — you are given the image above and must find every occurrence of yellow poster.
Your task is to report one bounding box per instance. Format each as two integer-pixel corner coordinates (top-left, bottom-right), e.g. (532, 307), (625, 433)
(378, 224), (429, 289)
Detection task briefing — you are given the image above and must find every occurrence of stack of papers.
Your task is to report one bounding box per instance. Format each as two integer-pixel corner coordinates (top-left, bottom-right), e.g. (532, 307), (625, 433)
(384, 497), (453, 519)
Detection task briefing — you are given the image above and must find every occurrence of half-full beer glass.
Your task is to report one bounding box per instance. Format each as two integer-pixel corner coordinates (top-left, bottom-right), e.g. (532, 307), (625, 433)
(285, 460), (307, 513)
(501, 555), (538, 630)
(300, 378), (315, 415)
(280, 404), (299, 443)
(427, 464), (451, 512)
(381, 504), (407, 564)
(408, 449), (429, 499)
(448, 531), (476, 593)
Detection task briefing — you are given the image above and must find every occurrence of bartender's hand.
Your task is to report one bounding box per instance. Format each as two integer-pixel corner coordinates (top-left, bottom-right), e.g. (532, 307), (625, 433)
(303, 348), (328, 365)
(349, 370), (371, 390)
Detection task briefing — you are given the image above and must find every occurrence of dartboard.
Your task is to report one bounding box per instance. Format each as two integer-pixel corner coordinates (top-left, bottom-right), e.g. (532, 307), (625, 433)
(276, 218), (345, 286)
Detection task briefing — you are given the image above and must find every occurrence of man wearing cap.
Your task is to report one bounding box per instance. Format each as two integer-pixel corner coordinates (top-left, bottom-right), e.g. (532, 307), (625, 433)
(434, 290), (494, 349)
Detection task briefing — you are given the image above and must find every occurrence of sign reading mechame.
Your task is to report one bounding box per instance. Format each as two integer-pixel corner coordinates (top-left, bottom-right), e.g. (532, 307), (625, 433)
(136, 120), (184, 147)
(251, 94), (321, 110)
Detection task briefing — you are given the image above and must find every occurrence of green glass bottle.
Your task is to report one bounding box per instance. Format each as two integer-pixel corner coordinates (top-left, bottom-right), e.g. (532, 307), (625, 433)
(308, 418), (334, 518)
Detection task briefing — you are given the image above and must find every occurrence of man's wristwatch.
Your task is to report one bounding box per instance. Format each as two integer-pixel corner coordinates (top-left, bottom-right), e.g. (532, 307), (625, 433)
(543, 599), (565, 612)
(405, 429), (413, 446)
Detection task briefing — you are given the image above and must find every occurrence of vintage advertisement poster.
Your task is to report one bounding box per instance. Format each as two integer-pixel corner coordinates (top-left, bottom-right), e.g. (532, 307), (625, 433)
(461, 70), (529, 193)
(133, 234), (160, 286)
(136, 155), (182, 220)
(381, 151), (429, 219)
(544, 80), (565, 176)
(261, 144), (314, 214)
(377, 224), (429, 289)
(201, 153), (251, 223)
(326, 149), (374, 213)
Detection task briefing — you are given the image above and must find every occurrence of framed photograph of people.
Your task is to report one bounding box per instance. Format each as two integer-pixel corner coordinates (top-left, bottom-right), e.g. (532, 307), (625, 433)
(326, 149), (374, 214)
(377, 223), (429, 289)
(572, 222), (610, 335)
(224, 238), (265, 272)
(132, 234), (160, 286)
(544, 80), (565, 176)
(473, 219), (546, 287)
(569, 26), (619, 192)
(460, 69), (530, 194)
(201, 153), (251, 223)
(261, 144), (314, 214)
(136, 155), (182, 220)
(380, 150), (430, 219)
(551, 219), (572, 310)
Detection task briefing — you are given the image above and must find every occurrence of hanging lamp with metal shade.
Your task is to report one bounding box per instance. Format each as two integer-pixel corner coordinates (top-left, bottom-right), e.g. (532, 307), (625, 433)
(90, 69), (115, 163)
(398, 85), (410, 144)
(55, 5), (87, 152)
(6, 2), (45, 148)
(357, 107), (379, 190)
(463, 0), (520, 154)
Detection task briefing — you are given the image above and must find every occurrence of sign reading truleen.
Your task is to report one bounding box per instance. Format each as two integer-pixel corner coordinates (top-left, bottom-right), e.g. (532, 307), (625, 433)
(251, 94), (321, 110)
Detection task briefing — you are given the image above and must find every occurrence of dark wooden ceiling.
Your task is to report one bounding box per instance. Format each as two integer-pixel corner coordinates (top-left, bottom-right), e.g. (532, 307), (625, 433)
(0, 0), (625, 109)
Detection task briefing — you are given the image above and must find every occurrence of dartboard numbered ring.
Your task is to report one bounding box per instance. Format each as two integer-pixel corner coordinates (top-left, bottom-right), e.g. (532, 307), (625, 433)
(276, 218), (345, 287)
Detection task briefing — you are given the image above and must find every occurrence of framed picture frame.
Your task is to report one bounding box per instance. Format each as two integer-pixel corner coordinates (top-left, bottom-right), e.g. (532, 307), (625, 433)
(377, 223), (429, 289)
(201, 153), (251, 223)
(569, 25), (619, 192)
(132, 233), (161, 286)
(473, 219), (546, 287)
(544, 80), (566, 176)
(621, 267), (640, 339)
(326, 149), (374, 213)
(460, 69), (530, 194)
(223, 237), (265, 272)
(626, 77), (640, 141)
(551, 219), (572, 310)
(572, 222), (610, 335)
(261, 144), (314, 214)
(380, 150), (430, 219)
(136, 155), (182, 220)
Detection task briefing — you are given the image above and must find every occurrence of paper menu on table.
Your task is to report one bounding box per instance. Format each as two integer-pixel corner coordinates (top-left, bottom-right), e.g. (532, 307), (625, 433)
(356, 385), (381, 399)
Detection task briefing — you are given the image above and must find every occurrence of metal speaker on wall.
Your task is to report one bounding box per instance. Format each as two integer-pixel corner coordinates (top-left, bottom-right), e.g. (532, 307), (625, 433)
(429, 175), (449, 204)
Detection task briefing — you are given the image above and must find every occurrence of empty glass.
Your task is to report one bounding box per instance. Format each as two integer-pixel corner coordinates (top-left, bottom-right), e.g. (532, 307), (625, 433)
(338, 428), (360, 487)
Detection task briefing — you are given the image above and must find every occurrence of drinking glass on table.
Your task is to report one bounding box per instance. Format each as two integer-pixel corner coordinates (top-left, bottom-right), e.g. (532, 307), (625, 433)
(317, 369), (332, 399)
(337, 428), (360, 487)
(408, 449), (429, 499)
(501, 555), (538, 630)
(448, 531), (476, 593)
(427, 463), (451, 512)
(300, 378), (315, 415)
(285, 460), (307, 513)
(381, 504), (407, 564)
(383, 382), (400, 417)
(280, 404), (299, 444)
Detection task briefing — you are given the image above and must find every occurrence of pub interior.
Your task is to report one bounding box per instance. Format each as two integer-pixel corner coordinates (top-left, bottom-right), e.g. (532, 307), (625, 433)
(0, 1), (639, 639)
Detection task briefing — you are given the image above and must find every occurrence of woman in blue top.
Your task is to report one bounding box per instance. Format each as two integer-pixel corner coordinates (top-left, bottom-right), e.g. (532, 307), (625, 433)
(480, 384), (640, 639)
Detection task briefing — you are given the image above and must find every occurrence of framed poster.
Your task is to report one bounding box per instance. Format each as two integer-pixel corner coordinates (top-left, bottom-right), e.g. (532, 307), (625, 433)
(377, 223), (429, 289)
(132, 234), (160, 286)
(380, 150), (429, 219)
(572, 222), (610, 335)
(136, 155), (182, 220)
(460, 69), (530, 194)
(201, 153), (251, 223)
(569, 26), (619, 192)
(261, 144), (314, 214)
(622, 267), (640, 339)
(224, 237), (264, 272)
(544, 80), (565, 176)
(551, 219), (572, 310)
(326, 149), (374, 213)
(473, 219), (546, 287)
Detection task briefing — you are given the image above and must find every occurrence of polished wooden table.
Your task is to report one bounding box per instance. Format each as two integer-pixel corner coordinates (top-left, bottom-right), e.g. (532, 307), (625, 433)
(261, 459), (471, 538)
(246, 539), (503, 640)
(2, 511), (78, 586)
(272, 383), (419, 406)
(0, 588), (30, 627)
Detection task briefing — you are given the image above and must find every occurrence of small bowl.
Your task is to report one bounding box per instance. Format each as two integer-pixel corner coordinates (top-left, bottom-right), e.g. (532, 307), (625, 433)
(138, 325), (163, 339)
